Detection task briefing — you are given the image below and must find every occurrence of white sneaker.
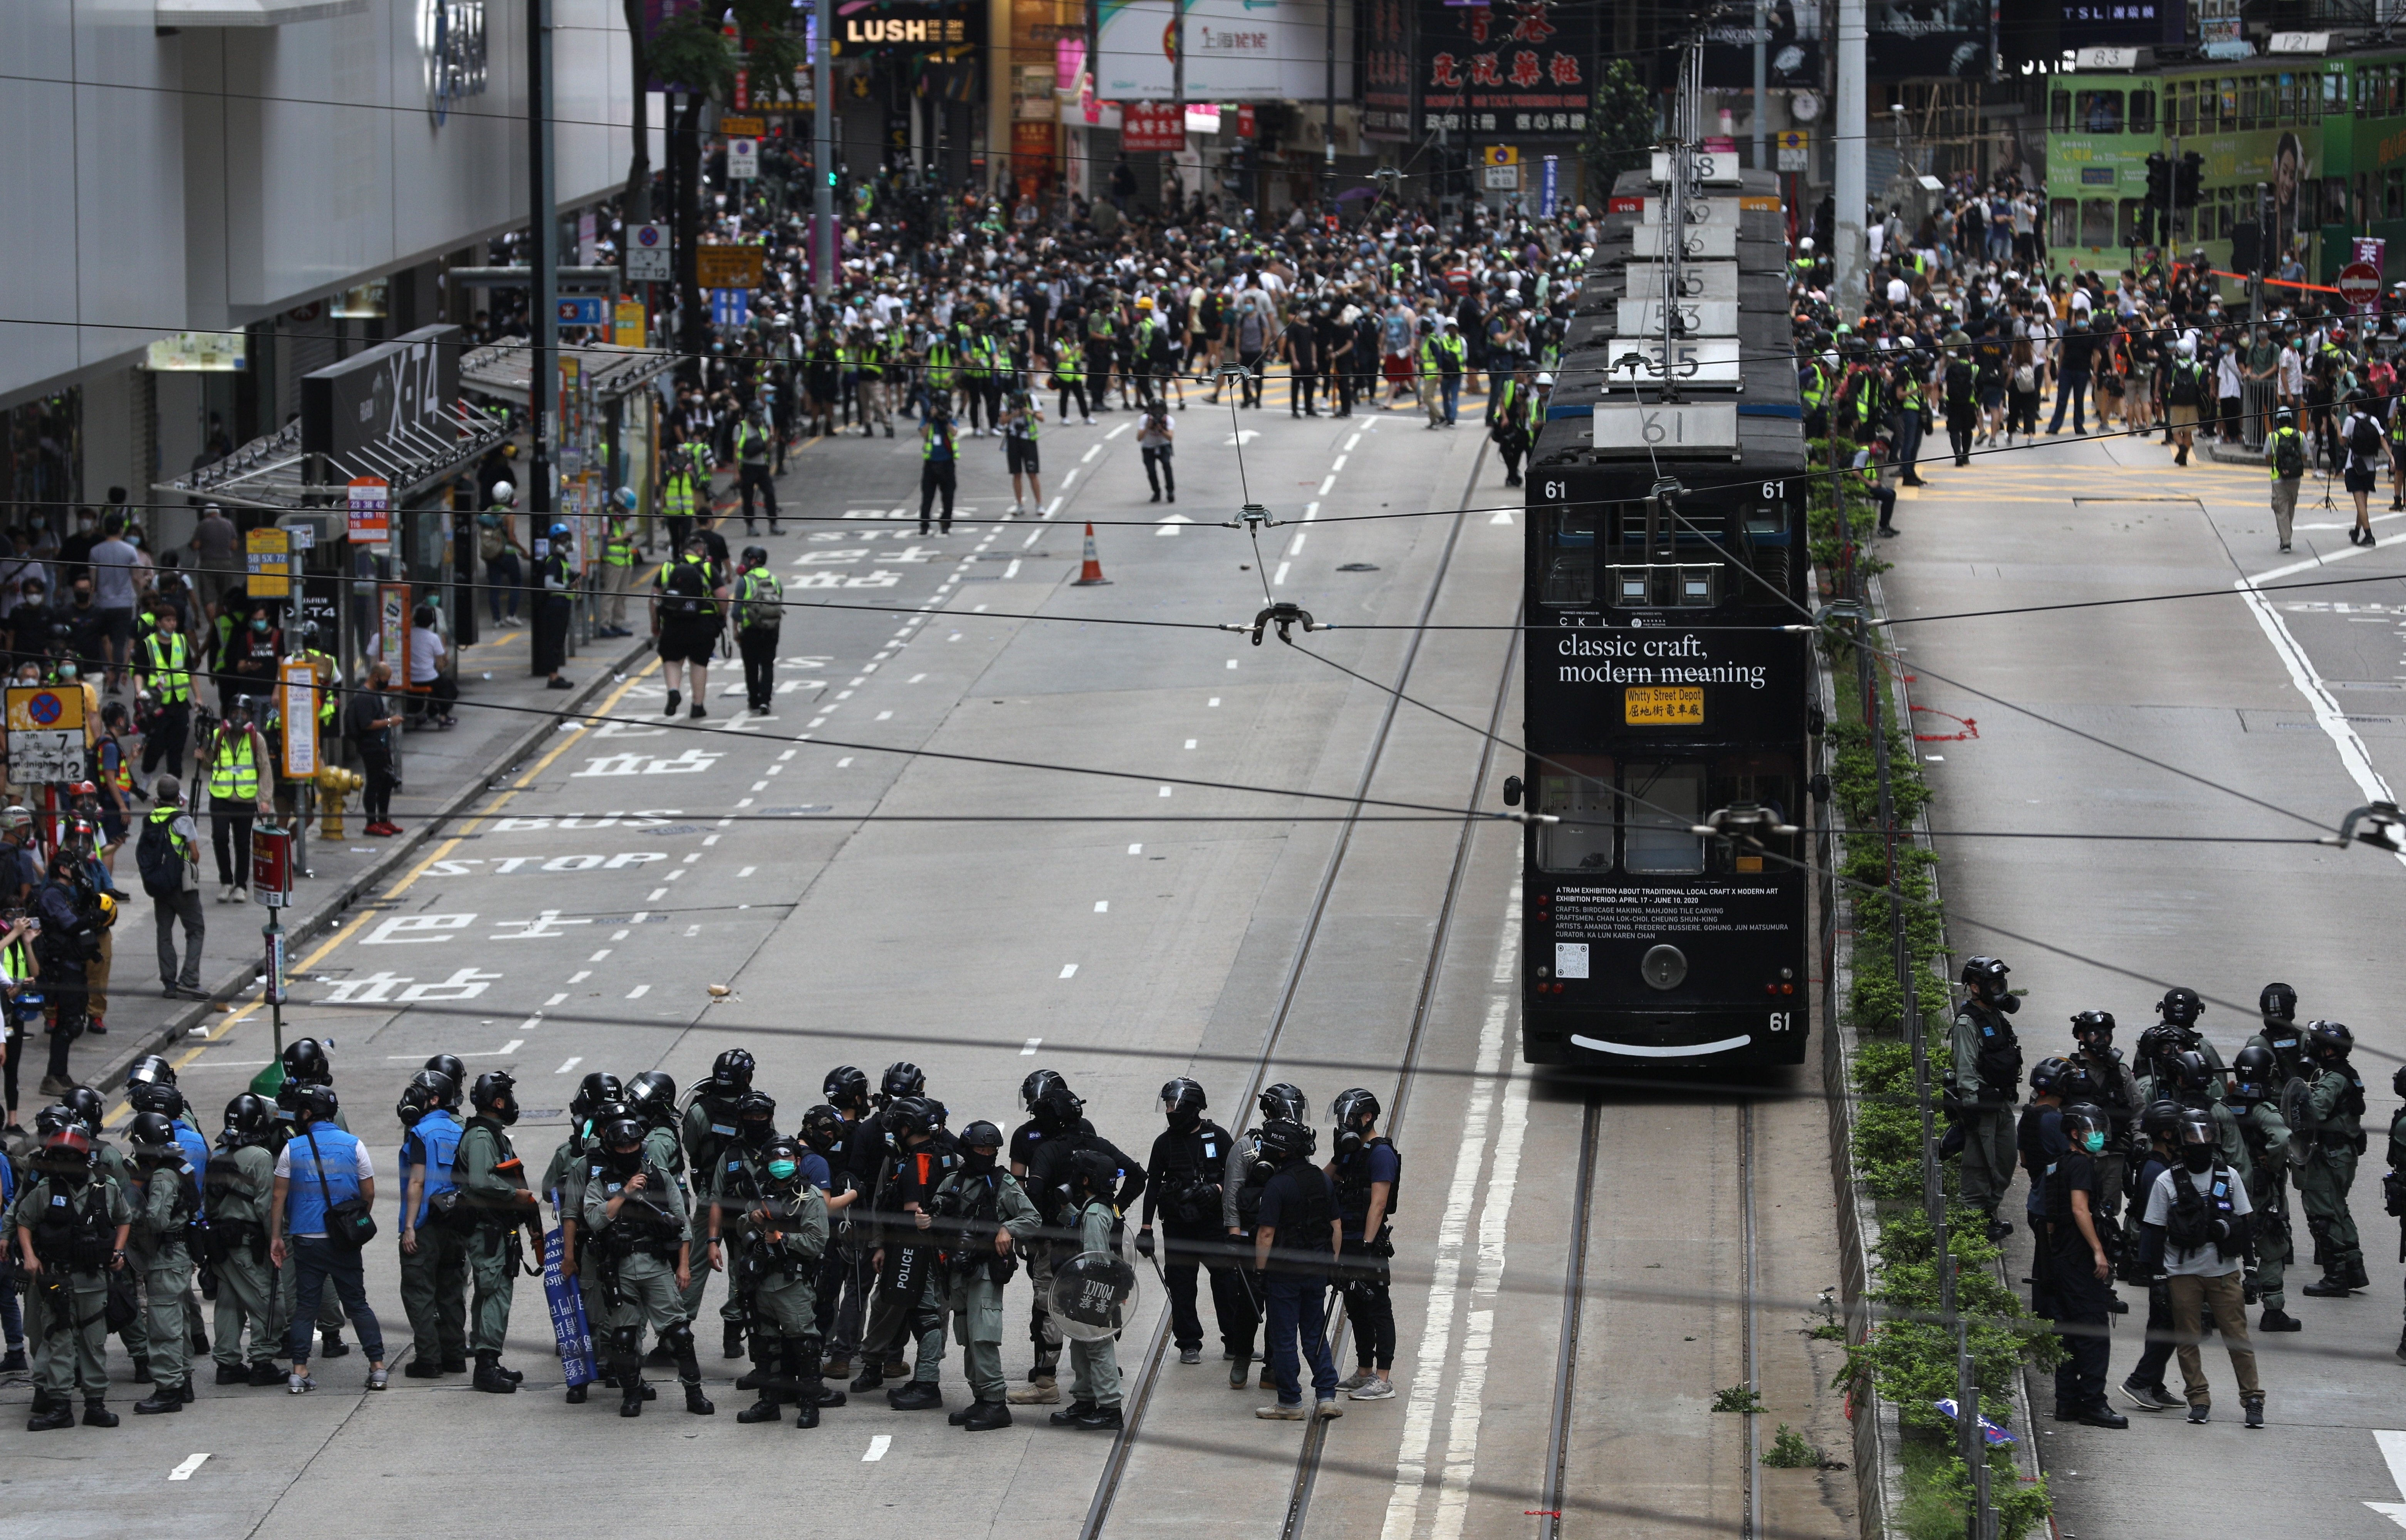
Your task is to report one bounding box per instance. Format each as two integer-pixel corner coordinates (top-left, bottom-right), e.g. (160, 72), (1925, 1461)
(1315, 1398), (1345, 1419)
(1348, 1378), (1396, 1401)
(1256, 1402), (1307, 1420)
(288, 1371), (315, 1394)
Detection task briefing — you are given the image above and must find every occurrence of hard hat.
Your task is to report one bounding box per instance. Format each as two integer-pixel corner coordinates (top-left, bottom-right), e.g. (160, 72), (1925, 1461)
(490, 480), (517, 506)
(616, 486), (637, 511)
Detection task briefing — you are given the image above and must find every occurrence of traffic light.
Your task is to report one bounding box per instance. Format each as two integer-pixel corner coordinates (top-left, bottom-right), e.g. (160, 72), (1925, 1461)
(2144, 152), (2172, 212)
(2134, 203), (2156, 247)
(2174, 151), (2205, 209)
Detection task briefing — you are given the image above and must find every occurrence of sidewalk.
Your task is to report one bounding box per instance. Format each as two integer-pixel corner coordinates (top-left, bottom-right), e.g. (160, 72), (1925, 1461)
(42, 619), (654, 1107)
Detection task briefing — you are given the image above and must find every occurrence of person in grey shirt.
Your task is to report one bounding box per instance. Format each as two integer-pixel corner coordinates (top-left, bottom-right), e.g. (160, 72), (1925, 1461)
(189, 505), (237, 617)
(89, 515), (139, 694)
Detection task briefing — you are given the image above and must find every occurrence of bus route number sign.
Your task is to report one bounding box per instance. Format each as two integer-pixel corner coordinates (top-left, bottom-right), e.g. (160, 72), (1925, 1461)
(1625, 686), (1704, 726)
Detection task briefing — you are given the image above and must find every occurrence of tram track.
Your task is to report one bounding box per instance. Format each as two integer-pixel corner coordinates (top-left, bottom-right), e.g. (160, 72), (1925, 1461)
(1077, 439), (1510, 1540)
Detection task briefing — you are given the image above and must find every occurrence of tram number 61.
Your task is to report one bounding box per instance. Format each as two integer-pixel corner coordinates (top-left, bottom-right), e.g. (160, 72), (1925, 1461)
(1767, 1012), (1792, 1033)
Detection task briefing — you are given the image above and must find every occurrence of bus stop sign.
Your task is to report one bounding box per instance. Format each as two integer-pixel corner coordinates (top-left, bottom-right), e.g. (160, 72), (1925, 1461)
(2340, 261), (2382, 312)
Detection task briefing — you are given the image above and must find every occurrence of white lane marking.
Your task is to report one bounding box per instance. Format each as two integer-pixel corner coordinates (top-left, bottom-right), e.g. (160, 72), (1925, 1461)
(1062, 468), (1079, 488)
(627, 985), (650, 999)
(664, 869), (685, 881)
(1226, 659), (1238, 669)
(1488, 508), (1514, 525)
(876, 710), (894, 720)
(2233, 562), (2406, 870)
(1185, 739), (1197, 749)
(1106, 421), (1131, 439)
(2367, 1430), (2406, 1527)
(864, 1434), (892, 1461)
(836, 757), (855, 768)
(611, 929), (630, 941)
(1332, 454), (1347, 471)
(1094, 900), (1109, 912)
(1304, 502), (1319, 520)
(1430, 1037), (1532, 1540)
(703, 834), (721, 845)
(544, 993), (568, 1007)
(1318, 475), (1336, 495)
(909, 673), (927, 683)
(1042, 498), (1061, 520)
(1127, 844), (1143, 854)
(1158, 785), (1173, 797)
(738, 866), (757, 877)
(555, 1057), (582, 1074)
(1208, 697), (1220, 706)
(568, 970), (591, 983)
(1082, 445), (1102, 463)
(1059, 964), (1079, 979)
(496, 1040), (524, 1056)
(1273, 561), (1291, 585)
(168, 1453), (210, 1481)
(1382, 886), (1519, 1540)
(1286, 530), (1307, 557)
(1003, 559), (1021, 579)
(648, 887), (668, 901)
(1344, 433), (1362, 451)
(1022, 1037), (1042, 1055)
(588, 950), (610, 961)
(778, 749), (797, 761)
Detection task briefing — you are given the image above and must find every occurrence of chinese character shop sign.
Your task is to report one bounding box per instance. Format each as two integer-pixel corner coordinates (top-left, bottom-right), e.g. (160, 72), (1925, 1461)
(1418, 1), (1592, 139)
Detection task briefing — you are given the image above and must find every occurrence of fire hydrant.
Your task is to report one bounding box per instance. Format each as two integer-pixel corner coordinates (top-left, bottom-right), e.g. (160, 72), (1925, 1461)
(315, 764), (364, 838)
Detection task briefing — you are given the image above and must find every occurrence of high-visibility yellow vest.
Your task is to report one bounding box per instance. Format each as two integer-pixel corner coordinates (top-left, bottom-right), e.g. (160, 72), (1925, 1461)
(208, 733), (259, 802)
(662, 470), (697, 518)
(141, 631), (191, 703)
(733, 569), (783, 632)
(604, 516), (637, 568)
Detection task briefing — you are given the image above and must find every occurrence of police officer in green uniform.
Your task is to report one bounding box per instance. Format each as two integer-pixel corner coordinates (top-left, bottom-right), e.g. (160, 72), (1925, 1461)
(2227, 1046), (2299, 1331)
(125, 1111), (200, 1413)
(582, 1113), (715, 1418)
(204, 1092), (282, 1384)
(681, 1049), (755, 1350)
(1050, 1147), (1128, 1430)
(2243, 983), (2310, 1087)
(731, 1132), (842, 1426)
(396, 1069), (470, 1378)
(706, 1089), (784, 1387)
(933, 1119), (1040, 1430)
(732, 547), (783, 715)
(1948, 956), (2024, 1240)
(2296, 1020), (2371, 1296)
(15, 1120), (132, 1429)
(454, 1071), (542, 1391)
(854, 1093), (955, 1405)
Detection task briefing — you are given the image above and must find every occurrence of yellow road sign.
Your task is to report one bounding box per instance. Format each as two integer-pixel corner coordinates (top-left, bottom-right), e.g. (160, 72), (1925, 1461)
(1482, 145), (1520, 168)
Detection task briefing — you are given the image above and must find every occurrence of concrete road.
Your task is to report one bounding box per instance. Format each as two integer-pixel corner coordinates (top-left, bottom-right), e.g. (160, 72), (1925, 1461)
(5, 390), (1852, 1540)
(1884, 425), (2406, 1538)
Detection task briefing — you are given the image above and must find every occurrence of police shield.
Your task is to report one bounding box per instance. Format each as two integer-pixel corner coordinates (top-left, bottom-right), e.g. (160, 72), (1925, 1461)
(1047, 1248), (1141, 1342)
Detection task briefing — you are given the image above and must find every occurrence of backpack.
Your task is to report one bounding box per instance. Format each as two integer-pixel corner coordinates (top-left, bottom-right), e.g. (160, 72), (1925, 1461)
(2011, 362), (2037, 393)
(661, 558), (709, 619)
(2274, 430), (2305, 479)
(136, 814), (184, 898)
(1943, 359), (1975, 407)
(2351, 413), (2384, 461)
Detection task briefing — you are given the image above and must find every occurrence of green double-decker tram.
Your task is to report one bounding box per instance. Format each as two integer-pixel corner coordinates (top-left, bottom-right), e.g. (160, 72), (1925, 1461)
(2044, 41), (2406, 282)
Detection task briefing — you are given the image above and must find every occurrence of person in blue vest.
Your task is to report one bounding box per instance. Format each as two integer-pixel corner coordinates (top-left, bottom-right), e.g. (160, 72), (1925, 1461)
(396, 1069), (470, 1378)
(267, 1084), (388, 1393)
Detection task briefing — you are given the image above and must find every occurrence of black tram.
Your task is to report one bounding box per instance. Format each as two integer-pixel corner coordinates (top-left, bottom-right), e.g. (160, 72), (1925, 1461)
(1517, 164), (1815, 1071)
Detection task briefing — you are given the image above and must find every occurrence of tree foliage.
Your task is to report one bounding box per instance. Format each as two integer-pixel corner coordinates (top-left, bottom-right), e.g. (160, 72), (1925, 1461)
(1583, 59), (1657, 195)
(646, 0), (809, 107)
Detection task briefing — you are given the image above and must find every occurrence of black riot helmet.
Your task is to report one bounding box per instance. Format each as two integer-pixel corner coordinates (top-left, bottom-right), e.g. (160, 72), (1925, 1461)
(710, 1048), (757, 1095)
(959, 1119), (1005, 1152)
(2140, 1098), (2185, 1142)
(823, 1065), (870, 1111)
(395, 1070), (457, 1127)
(2170, 1050), (2215, 1100)
(1066, 1146), (1120, 1202)
(223, 1093), (276, 1143)
(285, 1082), (339, 1125)
(1160, 1077), (1207, 1126)
(471, 1070), (520, 1125)
(1258, 1082), (1310, 1125)
(66, 1085), (105, 1134)
(734, 1090), (779, 1145)
(598, 1114), (647, 1155)
(2059, 1101), (2108, 1142)
(1032, 1083), (1085, 1134)
(886, 1095), (940, 1145)
(881, 1061), (928, 1102)
(2307, 1019), (2355, 1061)
(126, 1053), (177, 1089)
(2393, 1063), (2406, 1101)
(128, 1079), (188, 1120)
(2070, 1010), (2116, 1052)
(799, 1104), (844, 1152)
(37, 1123), (96, 1179)
(571, 1072), (625, 1124)
(1960, 955), (2012, 1003)
(425, 1053), (468, 1089)
(2260, 981), (2298, 1025)
(2028, 1056), (2070, 1098)
(2231, 1044), (2280, 1105)
(1256, 1118), (1317, 1164)
(2135, 1023), (2182, 1070)
(2053, 1062), (2097, 1104)
(1333, 1087), (1382, 1130)
(2156, 986), (2204, 1029)
(2178, 1112), (2219, 1172)
(625, 1071), (678, 1127)
(1023, 1069), (1069, 1111)
(281, 1037), (332, 1085)
(128, 1111), (180, 1158)
(34, 1102), (75, 1139)
(760, 1134), (809, 1179)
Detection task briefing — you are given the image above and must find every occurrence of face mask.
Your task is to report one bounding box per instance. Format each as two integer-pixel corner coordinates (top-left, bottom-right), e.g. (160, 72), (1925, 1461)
(767, 1158), (799, 1182)
(57, 664), (77, 681)
(2181, 1145), (2215, 1173)
(1166, 1108), (1200, 1133)
(963, 1147), (997, 1174)
(2081, 1130), (2105, 1154)
(252, 617), (270, 634)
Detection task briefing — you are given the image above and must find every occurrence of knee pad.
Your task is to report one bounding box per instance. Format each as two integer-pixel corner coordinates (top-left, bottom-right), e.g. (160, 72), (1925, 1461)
(660, 1321), (696, 1355)
(611, 1324), (643, 1356)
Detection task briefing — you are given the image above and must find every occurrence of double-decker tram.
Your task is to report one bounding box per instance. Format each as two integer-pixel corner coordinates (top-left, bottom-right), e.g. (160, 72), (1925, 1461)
(1516, 153), (1816, 1071)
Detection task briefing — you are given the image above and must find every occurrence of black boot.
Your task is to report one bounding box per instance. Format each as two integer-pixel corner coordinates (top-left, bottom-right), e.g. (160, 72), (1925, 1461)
(737, 1377), (785, 1423)
(2259, 1307), (2301, 1332)
(794, 1345), (827, 1428)
(2347, 1260), (2372, 1291)
(190, 1325), (209, 1355)
(472, 1352), (518, 1394)
(319, 1330), (350, 1359)
(850, 1362), (885, 1393)
(620, 1370), (646, 1418)
(2302, 1273), (2354, 1297)
(134, 1386), (185, 1415)
(672, 1330), (715, 1415)
(216, 1362), (249, 1385)
(887, 1379), (943, 1411)
(27, 1393), (74, 1432)
(130, 1354), (152, 1384)
(724, 1322), (746, 1361)
(565, 1383), (588, 1404)
(961, 1397), (1013, 1431)
(1050, 1399), (1098, 1426)
(737, 1334), (775, 1392)
(82, 1399), (119, 1428)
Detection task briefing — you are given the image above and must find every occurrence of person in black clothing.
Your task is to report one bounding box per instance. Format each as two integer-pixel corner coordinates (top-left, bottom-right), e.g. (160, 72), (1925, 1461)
(1252, 1119), (1341, 1419)
(1327, 1088), (1399, 1400)
(2049, 318), (2094, 435)
(218, 603), (280, 717)
(1280, 310), (1320, 417)
(1136, 1079), (1252, 1368)
(1012, 1079), (1143, 1404)
(532, 523), (574, 690)
(2047, 1102), (2128, 1428)
(343, 661), (405, 837)
(2117, 1100), (2184, 1413)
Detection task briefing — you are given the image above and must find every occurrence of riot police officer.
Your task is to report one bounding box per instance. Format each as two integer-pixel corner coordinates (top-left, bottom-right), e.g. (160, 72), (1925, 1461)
(2018, 1059), (2073, 1314)
(1225, 1082), (1308, 1389)
(683, 1049), (756, 1351)
(1947, 956), (2023, 1239)
(2153, 986), (2226, 1098)
(1138, 1078), (1250, 1371)
(125, 1064), (213, 1357)
(395, 1069), (469, 1377)
(204, 1093), (281, 1384)
(2069, 1012), (2141, 1225)
(14, 1119), (131, 1428)
(1007, 1067), (1087, 1400)
(2244, 982), (2309, 1085)
(932, 1119), (1040, 1430)
(706, 1089), (781, 1390)
(855, 1094), (956, 1405)
(2043, 1102), (2126, 1429)
(813, 1065), (876, 1382)
(454, 1071), (541, 1391)
(2227, 1045), (2298, 1331)
(731, 1132), (841, 1427)
(1050, 1147), (1130, 1431)
(2165, 1050), (2247, 1174)
(582, 1113), (714, 1417)
(1327, 1087), (1399, 1401)
(1252, 1118), (1342, 1421)
(125, 1111), (200, 1413)
(2295, 1020), (2370, 1297)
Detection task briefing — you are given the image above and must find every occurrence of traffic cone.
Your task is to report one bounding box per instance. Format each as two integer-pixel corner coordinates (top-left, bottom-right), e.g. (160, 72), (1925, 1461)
(1072, 522), (1112, 586)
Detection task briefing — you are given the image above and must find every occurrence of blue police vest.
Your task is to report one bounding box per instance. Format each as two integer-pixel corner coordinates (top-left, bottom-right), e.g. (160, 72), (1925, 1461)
(174, 1119), (211, 1184)
(400, 1111), (464, 1225)
(285, 1124), (367, 1235)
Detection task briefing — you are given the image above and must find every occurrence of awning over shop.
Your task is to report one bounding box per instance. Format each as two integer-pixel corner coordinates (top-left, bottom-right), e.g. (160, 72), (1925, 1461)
(458, 340), (677, 408)
(154, 400), (509, 513)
